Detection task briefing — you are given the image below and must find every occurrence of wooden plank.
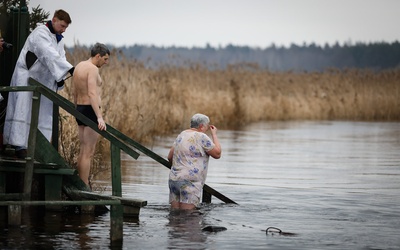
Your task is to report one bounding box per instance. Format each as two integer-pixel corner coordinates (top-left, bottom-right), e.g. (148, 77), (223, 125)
(0, 193), (24, 200)
(0, 159), (60, 169)
(110, 144), (123, 241)
(0, 172), (5, 193)
(45, 175), (63, 211)
(33, 168), (76, 175)
(203, 185), (237, 204)
(202, 189), (212, 203)
(107, 125), (169, 167)
(71, 190), (147, 207)
(24, 90), (41, 200)
(0, 200), (121, 206)
(62, 174), (91, 192)
(34, 129), (71, 168)
(8, 205), (21, 225)
(69, 190), (146, 218)
(110, 144), (122, 197)
(110, 204), (123, 241)
(0, 166), (76, 175)
(62, 182), (108, 214)
(0, 85), (37, 92)
(123, 206), (140, 217)
(52, 104), (59, 150)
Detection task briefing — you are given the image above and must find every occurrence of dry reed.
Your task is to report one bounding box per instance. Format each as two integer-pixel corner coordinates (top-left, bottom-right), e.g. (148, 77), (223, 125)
(58, 48), (400, 180)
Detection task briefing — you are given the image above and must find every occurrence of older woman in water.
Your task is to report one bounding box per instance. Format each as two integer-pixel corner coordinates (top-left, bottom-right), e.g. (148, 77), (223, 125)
(167, 113), (222, 210)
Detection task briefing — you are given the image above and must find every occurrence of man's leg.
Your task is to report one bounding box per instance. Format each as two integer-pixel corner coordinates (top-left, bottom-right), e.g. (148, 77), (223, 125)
(77, 125), (99, 185)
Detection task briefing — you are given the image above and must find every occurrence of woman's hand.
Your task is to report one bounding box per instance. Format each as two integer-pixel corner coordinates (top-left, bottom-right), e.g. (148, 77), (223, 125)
(209, 125), (217, 134)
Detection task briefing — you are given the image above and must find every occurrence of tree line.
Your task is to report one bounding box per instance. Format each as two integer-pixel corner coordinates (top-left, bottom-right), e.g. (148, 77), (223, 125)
(109, 41), (400, 72)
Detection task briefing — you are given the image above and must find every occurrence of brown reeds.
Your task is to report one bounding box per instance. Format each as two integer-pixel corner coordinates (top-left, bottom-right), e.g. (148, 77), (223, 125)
(58, 47), (400, 179)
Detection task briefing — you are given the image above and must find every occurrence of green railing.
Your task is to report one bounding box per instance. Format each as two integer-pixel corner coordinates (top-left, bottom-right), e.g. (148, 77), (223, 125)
(0, 77), (236, 204)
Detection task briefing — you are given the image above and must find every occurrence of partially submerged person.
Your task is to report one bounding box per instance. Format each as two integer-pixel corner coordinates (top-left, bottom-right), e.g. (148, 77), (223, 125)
(73, 42), (109, 186)
(168, 113), (222, 210)
(2, 9), (74, 159)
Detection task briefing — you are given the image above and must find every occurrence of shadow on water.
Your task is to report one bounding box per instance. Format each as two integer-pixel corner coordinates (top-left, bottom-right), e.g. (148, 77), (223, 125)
(0, 206), (115, 249)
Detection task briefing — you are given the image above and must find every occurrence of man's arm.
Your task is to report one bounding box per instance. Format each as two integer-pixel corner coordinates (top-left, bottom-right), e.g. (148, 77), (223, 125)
(87, 68), (101, 117)
(87, 67), (106, 130)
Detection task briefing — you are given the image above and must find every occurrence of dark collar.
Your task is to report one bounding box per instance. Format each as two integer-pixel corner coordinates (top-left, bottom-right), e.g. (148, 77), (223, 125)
(46, 20), (63, 43)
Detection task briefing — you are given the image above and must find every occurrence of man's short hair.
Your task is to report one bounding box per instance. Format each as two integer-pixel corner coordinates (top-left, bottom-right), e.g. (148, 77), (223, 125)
(53, 9), (72, 24)
(91, 43), (111, 57)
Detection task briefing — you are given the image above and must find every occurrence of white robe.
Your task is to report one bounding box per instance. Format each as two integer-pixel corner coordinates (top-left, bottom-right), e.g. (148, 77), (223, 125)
(3, 24), (72, 148)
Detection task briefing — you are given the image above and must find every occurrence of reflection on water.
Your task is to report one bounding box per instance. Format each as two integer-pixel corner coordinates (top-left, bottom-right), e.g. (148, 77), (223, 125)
(1, 121), (400, 249)
(0, 208), (112, 249)
(167, 210), (207, 249)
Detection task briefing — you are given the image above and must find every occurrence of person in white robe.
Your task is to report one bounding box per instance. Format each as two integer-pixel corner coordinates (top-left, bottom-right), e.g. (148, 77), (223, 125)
(2, 9), (74, 158)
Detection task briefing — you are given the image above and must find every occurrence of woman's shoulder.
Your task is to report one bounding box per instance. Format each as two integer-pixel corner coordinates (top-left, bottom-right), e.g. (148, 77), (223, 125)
(194, 131), (212, 142)
(178, 130), (210, 139)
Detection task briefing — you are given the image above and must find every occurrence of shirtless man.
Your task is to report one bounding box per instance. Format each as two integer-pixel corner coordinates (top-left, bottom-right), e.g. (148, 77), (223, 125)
(73, 43), (110, 186)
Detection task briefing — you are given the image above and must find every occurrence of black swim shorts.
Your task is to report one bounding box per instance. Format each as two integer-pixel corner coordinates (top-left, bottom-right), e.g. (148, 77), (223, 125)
(76, 105), (97, 126)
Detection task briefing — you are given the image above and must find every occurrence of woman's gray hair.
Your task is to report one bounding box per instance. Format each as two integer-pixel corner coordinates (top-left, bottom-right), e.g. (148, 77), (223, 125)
(190, 113), (210, 128)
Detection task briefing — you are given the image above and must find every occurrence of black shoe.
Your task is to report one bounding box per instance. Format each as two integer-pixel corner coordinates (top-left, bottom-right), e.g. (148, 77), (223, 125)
(15, 149), (27, 159)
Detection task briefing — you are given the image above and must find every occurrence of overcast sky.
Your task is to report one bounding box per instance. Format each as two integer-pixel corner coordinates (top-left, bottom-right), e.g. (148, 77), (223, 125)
(28, 0), (400, 48)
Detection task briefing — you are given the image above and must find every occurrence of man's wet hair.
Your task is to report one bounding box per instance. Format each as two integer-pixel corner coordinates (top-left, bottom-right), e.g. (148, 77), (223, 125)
(91, 43), (110, 57)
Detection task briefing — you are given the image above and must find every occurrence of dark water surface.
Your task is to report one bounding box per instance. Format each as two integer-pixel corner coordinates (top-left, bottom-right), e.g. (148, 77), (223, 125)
(1, 121), (400, 249)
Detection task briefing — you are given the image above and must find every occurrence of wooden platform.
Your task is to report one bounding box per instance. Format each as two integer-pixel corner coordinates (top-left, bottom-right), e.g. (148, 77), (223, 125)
(0, 79), (235, 242)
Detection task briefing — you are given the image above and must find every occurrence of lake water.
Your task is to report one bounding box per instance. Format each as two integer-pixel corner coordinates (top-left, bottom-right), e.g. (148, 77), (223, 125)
(1, 121), (400, 249)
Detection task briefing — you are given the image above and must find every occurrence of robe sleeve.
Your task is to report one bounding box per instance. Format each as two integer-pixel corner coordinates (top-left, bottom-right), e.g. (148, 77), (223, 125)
(30, 27), (72, 82)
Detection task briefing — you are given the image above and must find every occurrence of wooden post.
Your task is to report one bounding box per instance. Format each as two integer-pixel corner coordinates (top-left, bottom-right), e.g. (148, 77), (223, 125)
(202, 189), (212, 203)
(24, 90), (41, 200)
(52, 103), (59, 151)
(0, 172), (5, 193)
(8, 204), (21, 225)
(110, 143), (123, 242)
(44, 175), (63, 211)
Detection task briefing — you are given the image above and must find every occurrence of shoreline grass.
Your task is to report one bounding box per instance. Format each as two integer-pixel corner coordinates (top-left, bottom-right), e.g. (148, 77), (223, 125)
(59, 48), (400, 180)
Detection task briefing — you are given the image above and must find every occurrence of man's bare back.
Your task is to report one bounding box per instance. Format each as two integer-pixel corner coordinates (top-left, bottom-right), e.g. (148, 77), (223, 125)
(73, 59), (102, 106)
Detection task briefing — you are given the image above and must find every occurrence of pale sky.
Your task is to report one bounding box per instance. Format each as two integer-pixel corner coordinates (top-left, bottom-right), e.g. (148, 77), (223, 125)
(29, 0), (400, 48)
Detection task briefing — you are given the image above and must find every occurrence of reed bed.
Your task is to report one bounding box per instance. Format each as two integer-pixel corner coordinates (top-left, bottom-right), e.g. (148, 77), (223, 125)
(58, 47), (400, 180)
